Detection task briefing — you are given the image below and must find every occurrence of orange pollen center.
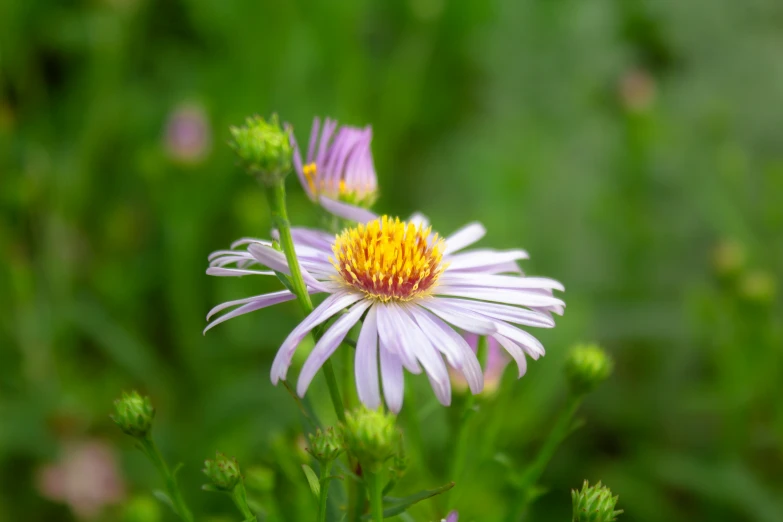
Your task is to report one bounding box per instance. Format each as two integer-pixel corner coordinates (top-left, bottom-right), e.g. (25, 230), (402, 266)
(331, 216), (446, 302)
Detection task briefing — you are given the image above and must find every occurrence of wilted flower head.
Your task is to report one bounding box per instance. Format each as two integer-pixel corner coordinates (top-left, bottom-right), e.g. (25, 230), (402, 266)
(453, 334), (511, 395)
(291, 116), (378, 210)
(203, 452), (241, 491)
(164, 103), (211, 164)
(565, 343), (613, 395)
(205, 211), (564, 412)
(37, 440), (126, 520)
(572, 480), (623, 522)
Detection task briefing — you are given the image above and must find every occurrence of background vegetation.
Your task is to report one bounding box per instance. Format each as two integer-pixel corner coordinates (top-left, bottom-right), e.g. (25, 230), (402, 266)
(2, 0), (783, 520)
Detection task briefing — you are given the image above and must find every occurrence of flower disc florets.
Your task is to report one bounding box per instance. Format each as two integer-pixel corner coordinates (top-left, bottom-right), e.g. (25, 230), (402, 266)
(331, 216), (446, 302)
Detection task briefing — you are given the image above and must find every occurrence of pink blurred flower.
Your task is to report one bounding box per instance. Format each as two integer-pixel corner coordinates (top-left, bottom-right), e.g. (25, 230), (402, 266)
(164, 103), (212, 163)
(37, 439), (126, 519)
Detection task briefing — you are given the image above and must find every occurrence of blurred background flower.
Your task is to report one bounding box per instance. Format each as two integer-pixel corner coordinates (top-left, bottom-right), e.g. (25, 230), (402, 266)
(164, 103), (212, 164)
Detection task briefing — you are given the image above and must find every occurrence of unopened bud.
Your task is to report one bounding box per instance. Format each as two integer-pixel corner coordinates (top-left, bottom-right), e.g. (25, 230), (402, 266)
(739, 270), (776, 305)
(203, 452), (241, 491)
(228, 114), (292, 185)
(111, 391), (154, 438)
(342, 407), (398, 472)
(308, 427), (343, 463)
(565, 344), (613, 395)
(572, 480), (623, 522)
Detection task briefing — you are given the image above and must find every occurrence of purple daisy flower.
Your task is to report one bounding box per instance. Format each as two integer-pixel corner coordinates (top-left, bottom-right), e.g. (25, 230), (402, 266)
(291, 116), (378, 213)
(205, 213), (564, 413)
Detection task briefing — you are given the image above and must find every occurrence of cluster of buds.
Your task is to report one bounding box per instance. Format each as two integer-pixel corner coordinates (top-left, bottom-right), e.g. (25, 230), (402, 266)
(571, 480), (623, 522)
(228, 114), (292, 185)
(307, 427), (344, 463)
(341, 406), (398, 473)
(564, 343), (613, 396)
(111, 391), (155, 439)
(203, 452), (242, 492)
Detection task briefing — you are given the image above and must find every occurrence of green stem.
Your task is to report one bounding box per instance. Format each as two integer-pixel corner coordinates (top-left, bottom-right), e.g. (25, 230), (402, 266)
(366, 470), (385, 522)
(505, 393), (583, 522)
(139, 437), (194, 522)
(265, 181), (346, 423)
(316, 461), (334, 522)
(231, 482), (257, 521)
(348, 472), (366, 522)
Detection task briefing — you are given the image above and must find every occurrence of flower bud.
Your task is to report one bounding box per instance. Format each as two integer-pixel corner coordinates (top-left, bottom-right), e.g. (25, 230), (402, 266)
(739, 270), (776, 305)
(712, 239), (746, 277)
(203, 452), (241, 491)
(571, 480), (623, 522)
(111, 391), (155, 438)
(342, 407), (398, 473)
(307, 427), (343, 463)
(228, 114), (292, 185)
(565, 343), (613, 395)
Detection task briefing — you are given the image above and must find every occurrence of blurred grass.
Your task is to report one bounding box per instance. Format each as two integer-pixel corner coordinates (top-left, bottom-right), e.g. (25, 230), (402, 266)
(2, 0), (783, 521)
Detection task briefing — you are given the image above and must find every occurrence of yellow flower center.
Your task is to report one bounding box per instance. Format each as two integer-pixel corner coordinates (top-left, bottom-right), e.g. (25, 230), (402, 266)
(331, 216), (446, 301)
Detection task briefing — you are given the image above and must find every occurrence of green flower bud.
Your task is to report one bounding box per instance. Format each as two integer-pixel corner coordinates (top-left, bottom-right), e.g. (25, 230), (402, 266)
(203, 452), (241, 491)
(228, 114), (292, 185)
(342, 407), (398, 473)
(308, 427), (343, 463)
(111, 391), (155, 438)
(572, 480), (623, 522)
(565, 343), (613, 395)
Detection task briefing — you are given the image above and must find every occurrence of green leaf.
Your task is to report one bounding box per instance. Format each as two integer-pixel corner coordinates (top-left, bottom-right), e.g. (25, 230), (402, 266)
(153, 489), (175, 512)
(301, 464), (321, 498)
(362, 482), (455, 519)
(201, 484), (223, 493)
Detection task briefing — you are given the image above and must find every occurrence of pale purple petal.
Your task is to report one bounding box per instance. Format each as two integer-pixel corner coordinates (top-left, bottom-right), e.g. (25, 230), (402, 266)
(271, 292), (364, 383)
(205, 267), (275, 277)
(319, 196), (378, 223)
(297, 300), (372, 396)
(376, 304), (422, 373)
(433, 285), (565, 309)
(417, 299), (497, 335)
(446, 511), (459, 522)
(434, 298), (555, 328)
(306, 116), (321, 164)
(247, 244), (328, 291)
(355, 305), (381, 409)
(443, 222), (486, 255)
(438, 273), (565, 292)
(410, 306), (483, 394)
(380, 349), (405, 413)
(493, 334), (528, 377)
(204, 291), (299, 334)
(290, 227), (335, 251)
(392, 303), (451, 406)
(445, 249), (529, 271)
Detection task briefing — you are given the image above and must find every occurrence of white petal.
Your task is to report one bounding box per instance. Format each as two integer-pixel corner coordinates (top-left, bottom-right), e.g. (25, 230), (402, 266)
(380, 349), (405, 413)
(433, 285), (565, 309)
(270, 292), (363, 383)
(444, 222), (486, 255)
(445, 249), (529, 271)
(376, 304), (422, 373)
(247, 243), (328, 292)
(355, 305), (382, 409)
(407, 212), (430, 227)
(206, 267), (275, 277)
(438, 273), (565, 292)
(435, 298), (555, 328)
(417, 299), (497, 335)
(204, 291), (299, 333)
(297, 300), (371, 396)
(493, 334), (528, 377)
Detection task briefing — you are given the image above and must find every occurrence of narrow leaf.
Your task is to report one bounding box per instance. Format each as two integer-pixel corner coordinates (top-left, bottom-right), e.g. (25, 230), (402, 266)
(362, 482), (455, 519)
(302, 464), (321, 498)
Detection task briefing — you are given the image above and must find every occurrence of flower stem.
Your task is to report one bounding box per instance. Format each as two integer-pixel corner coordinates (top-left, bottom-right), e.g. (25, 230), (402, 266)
(265, 180), (346, 423)
(366, 470), (385, 522)
(231, 482), (257, 521)
(138, 437), (194, 522)
(505, 393), (583, 522)
(316, 461), (334, 522)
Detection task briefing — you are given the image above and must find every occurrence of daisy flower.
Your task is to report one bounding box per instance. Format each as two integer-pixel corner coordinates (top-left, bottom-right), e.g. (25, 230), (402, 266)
(205, 214), (564, 413)
(290, 116), (378, 216)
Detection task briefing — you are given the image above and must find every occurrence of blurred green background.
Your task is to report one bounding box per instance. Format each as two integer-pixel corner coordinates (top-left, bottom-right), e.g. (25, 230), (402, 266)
(2, 0), (783, 521)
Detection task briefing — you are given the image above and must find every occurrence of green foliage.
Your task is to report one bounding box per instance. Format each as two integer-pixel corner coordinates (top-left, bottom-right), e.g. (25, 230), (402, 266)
(571, 481), (623, 522)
